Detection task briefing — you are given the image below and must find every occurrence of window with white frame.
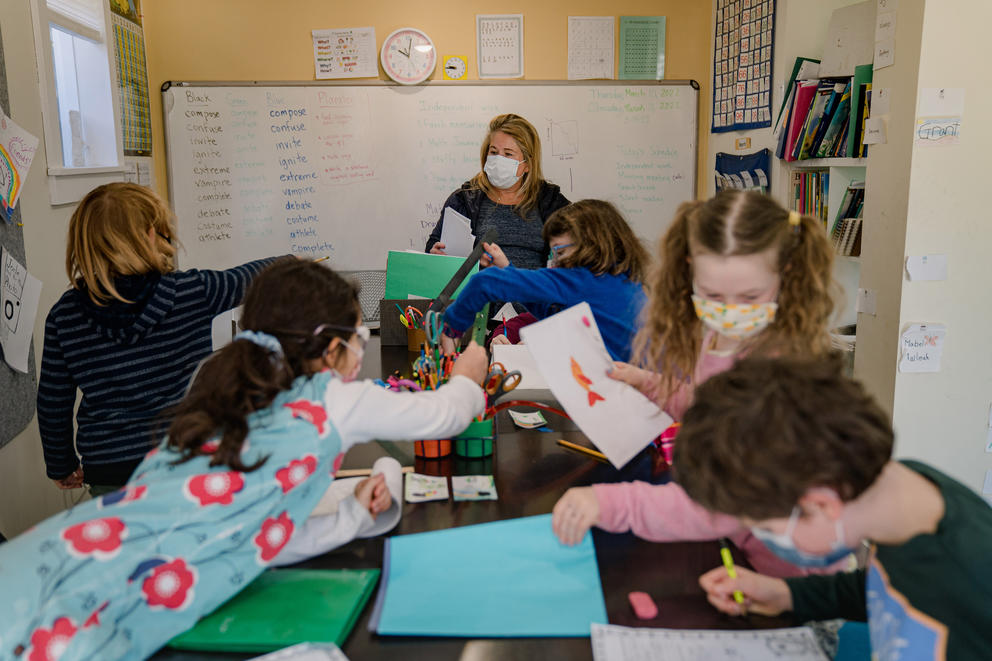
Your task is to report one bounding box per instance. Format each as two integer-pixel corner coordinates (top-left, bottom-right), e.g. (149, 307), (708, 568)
(31, 0), (124, 203)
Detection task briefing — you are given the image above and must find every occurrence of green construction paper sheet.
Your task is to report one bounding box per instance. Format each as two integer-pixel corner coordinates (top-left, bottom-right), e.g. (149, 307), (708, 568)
(169, 568), (380, 652)
(619, 16), (666, 80)
(372, 514), (607, 637)
(384, 251), (479, 301)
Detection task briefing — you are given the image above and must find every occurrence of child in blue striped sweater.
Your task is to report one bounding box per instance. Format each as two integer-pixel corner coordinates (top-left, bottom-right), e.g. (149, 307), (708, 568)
(37, 183), (277, 494)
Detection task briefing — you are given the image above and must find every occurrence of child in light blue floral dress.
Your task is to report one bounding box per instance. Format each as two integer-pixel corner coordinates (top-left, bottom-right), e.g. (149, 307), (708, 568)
(0, 258), (487, 660)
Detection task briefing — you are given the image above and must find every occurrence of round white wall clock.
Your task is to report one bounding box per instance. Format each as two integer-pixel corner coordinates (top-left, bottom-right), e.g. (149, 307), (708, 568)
(380, 27), (437, 85)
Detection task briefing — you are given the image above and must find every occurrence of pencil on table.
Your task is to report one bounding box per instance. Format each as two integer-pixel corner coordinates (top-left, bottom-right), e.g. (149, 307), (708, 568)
(556, 439), (609, 463)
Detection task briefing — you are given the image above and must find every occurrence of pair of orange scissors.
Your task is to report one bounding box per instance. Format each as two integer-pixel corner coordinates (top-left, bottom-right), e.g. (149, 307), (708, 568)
(484, 361), (522, 400)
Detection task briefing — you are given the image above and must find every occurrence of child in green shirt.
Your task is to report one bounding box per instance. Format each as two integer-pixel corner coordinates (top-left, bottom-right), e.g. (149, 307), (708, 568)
(674, 357), (992, 661)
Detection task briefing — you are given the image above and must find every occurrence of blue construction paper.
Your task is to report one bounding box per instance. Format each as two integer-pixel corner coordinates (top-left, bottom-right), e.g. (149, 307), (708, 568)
(375, 514), (607, 637)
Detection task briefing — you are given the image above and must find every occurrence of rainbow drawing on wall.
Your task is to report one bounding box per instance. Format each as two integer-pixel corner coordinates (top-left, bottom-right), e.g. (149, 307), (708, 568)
(0, 143), (18, 219)
(570, 357), (605, 407)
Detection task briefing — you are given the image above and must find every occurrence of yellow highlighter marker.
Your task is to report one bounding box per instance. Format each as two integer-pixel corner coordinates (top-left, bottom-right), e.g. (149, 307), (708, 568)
(719, 537), (746, 613)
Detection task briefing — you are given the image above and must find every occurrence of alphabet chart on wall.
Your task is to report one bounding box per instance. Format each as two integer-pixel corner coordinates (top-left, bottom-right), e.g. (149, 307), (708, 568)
(477, 14), (524, 79)
(711, 0), (776, 133)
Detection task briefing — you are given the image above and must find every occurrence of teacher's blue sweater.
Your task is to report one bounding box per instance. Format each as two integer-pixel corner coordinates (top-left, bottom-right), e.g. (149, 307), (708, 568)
(443, 266), (645, 362)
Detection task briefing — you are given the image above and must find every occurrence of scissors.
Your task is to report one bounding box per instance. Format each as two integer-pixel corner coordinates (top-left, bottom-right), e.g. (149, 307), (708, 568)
(425, 309), (444, 346)
(484, 361), (522, 400)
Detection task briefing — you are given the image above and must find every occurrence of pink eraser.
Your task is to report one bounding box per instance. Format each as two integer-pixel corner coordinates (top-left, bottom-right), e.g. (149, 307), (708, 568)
(628, 591), (658, 619)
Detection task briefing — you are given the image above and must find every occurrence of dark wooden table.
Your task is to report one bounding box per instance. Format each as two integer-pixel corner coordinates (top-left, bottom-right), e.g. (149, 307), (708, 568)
(154, 337), (790, 660)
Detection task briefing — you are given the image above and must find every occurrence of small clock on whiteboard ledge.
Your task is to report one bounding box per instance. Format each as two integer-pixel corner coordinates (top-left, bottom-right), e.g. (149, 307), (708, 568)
(380, 27), (437, 85)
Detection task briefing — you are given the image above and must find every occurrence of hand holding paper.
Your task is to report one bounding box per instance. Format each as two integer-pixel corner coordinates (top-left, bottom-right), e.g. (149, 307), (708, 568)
(519, 303), (672, 468)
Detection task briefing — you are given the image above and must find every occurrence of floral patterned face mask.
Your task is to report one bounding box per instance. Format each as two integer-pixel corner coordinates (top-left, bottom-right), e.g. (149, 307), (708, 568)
(691, 294), (778, 339)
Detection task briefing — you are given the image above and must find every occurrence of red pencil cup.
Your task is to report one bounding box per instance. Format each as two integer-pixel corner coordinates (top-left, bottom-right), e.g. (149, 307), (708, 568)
(414, 439), (452, 459)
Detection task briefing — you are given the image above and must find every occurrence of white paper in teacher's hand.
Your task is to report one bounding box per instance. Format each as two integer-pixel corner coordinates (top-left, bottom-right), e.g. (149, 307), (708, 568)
(440, 207), (475, 257)
(520, 302), (671, 468)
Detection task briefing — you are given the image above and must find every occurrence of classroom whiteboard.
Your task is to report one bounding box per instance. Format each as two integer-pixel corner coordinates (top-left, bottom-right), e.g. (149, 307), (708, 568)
(162, 81), (698, 271)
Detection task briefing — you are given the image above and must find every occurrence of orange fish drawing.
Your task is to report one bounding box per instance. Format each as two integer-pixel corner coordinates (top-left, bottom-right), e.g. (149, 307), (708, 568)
(570, 357), (605, 407)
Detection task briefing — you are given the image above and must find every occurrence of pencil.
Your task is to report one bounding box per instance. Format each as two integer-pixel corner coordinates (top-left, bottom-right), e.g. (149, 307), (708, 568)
(314, 255), (331, 263)
(556, 439), (609, 463)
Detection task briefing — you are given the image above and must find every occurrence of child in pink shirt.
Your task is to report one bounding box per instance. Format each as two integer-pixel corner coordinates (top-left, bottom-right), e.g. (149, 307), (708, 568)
(552, 190), (841, 578)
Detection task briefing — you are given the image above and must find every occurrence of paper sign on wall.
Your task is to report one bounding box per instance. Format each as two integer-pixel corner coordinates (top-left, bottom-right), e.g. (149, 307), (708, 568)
(1, 248), (43, 373)
(312, 27), (378, 79)
(905, 254), (948, 281)
(898, 323), (946, 373)
(916, 88), (964, 146)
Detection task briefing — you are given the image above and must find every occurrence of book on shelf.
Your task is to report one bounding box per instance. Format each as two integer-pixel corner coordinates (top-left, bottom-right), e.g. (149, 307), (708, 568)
(774, 57), (820, 136)
(815, 81), (852, 158)
(847, 64), (873, 158)
(776, 62), (874, 161)
(791, 169), (830, 226)
(828, 180), (865, 237)
(832, 217), (863, 257)
(781, 80), (819, 161)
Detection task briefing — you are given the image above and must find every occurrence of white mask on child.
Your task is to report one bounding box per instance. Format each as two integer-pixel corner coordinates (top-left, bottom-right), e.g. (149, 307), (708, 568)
(691, 294), (777, 340)
(484, 154), (523, 189)
(337, 341), (363, 382)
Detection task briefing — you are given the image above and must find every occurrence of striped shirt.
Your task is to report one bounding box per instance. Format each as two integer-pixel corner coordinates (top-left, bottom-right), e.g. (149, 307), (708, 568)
(37, 258), (276, 485)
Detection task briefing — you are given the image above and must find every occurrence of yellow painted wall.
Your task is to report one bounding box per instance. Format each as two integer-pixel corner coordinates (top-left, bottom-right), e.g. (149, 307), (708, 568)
(142, 0), (711, 200)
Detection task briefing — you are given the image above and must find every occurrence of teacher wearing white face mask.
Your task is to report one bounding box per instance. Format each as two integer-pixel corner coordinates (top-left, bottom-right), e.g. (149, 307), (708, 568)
(426, 114), (570, 270)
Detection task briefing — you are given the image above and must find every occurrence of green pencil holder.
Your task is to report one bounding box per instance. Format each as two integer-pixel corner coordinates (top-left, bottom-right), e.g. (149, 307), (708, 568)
(454, 418), (494, 458)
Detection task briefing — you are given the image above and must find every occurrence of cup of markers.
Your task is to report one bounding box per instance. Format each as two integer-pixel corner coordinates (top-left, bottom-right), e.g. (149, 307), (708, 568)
(410, 342), (460, 459)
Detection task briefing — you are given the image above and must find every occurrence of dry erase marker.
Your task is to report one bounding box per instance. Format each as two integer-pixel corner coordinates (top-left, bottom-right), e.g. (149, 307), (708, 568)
(719, 537), (746, 611)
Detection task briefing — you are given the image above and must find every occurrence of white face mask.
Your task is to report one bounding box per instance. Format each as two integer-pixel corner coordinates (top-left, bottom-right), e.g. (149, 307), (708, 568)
(484, 154), (523, 189)
(691, 294), (778, 340)
(338, 341), (364, 382)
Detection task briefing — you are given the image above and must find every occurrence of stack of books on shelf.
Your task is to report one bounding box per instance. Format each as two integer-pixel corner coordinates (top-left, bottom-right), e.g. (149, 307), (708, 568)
(790, 169), (829, 226)
(774, 60), (873, 161)
(829, 181), (865, 257)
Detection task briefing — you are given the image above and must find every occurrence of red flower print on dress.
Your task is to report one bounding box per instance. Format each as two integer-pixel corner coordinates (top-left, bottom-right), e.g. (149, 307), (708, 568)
(201, 439), (220, 453)
(253, 512), (294, 564)
(275, 455), (317, 493)
(61, 517), (127, 560)
(141, 558), (197, 611)
(331, 452), (345, 476)
(27, 616), (77, 661)
(183, 471), (245, 506)
(283, 399), (329, 436)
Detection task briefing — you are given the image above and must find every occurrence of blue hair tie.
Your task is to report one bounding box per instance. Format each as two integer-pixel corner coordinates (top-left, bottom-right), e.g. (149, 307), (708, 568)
(234, 330), (283, 356)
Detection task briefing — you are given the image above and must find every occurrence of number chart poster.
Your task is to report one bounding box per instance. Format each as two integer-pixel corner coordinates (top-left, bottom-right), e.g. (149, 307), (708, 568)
(711, 0), (776, 133)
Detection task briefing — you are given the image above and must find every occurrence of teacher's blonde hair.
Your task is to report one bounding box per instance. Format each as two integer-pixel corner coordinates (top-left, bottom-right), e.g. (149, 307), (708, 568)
(471, 113), (545, 216)
(67, 182), (176, 305)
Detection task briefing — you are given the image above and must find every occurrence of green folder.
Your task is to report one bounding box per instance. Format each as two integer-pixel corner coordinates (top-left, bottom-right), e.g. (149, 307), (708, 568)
(384, 250), (478, 300)
(169, 568), (380, 652)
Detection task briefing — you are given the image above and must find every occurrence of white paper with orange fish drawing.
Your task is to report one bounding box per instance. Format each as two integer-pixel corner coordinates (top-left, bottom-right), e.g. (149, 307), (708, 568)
(519, 302), (673, 468)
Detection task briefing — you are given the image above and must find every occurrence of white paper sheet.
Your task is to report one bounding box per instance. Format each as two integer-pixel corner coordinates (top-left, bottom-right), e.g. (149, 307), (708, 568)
(492, 301), (518, 322)
(519, 303), (671, 468)
(440, 206), (475, 258)
(310, 457), (404, 537)
(492, 343), (548, 390)
(591, 623), (829, 661)
(874, 38), (895, 70)
(1, 248), (42, 373)
(863, 117), (887, 144)
(312, 27), (378, 79)
(898, 323), (946, 373)
(905, 254), (947, 281)
(452, 475), (497, 501)
(477, 14), (524, 79)
(568, 16), (615, 80)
